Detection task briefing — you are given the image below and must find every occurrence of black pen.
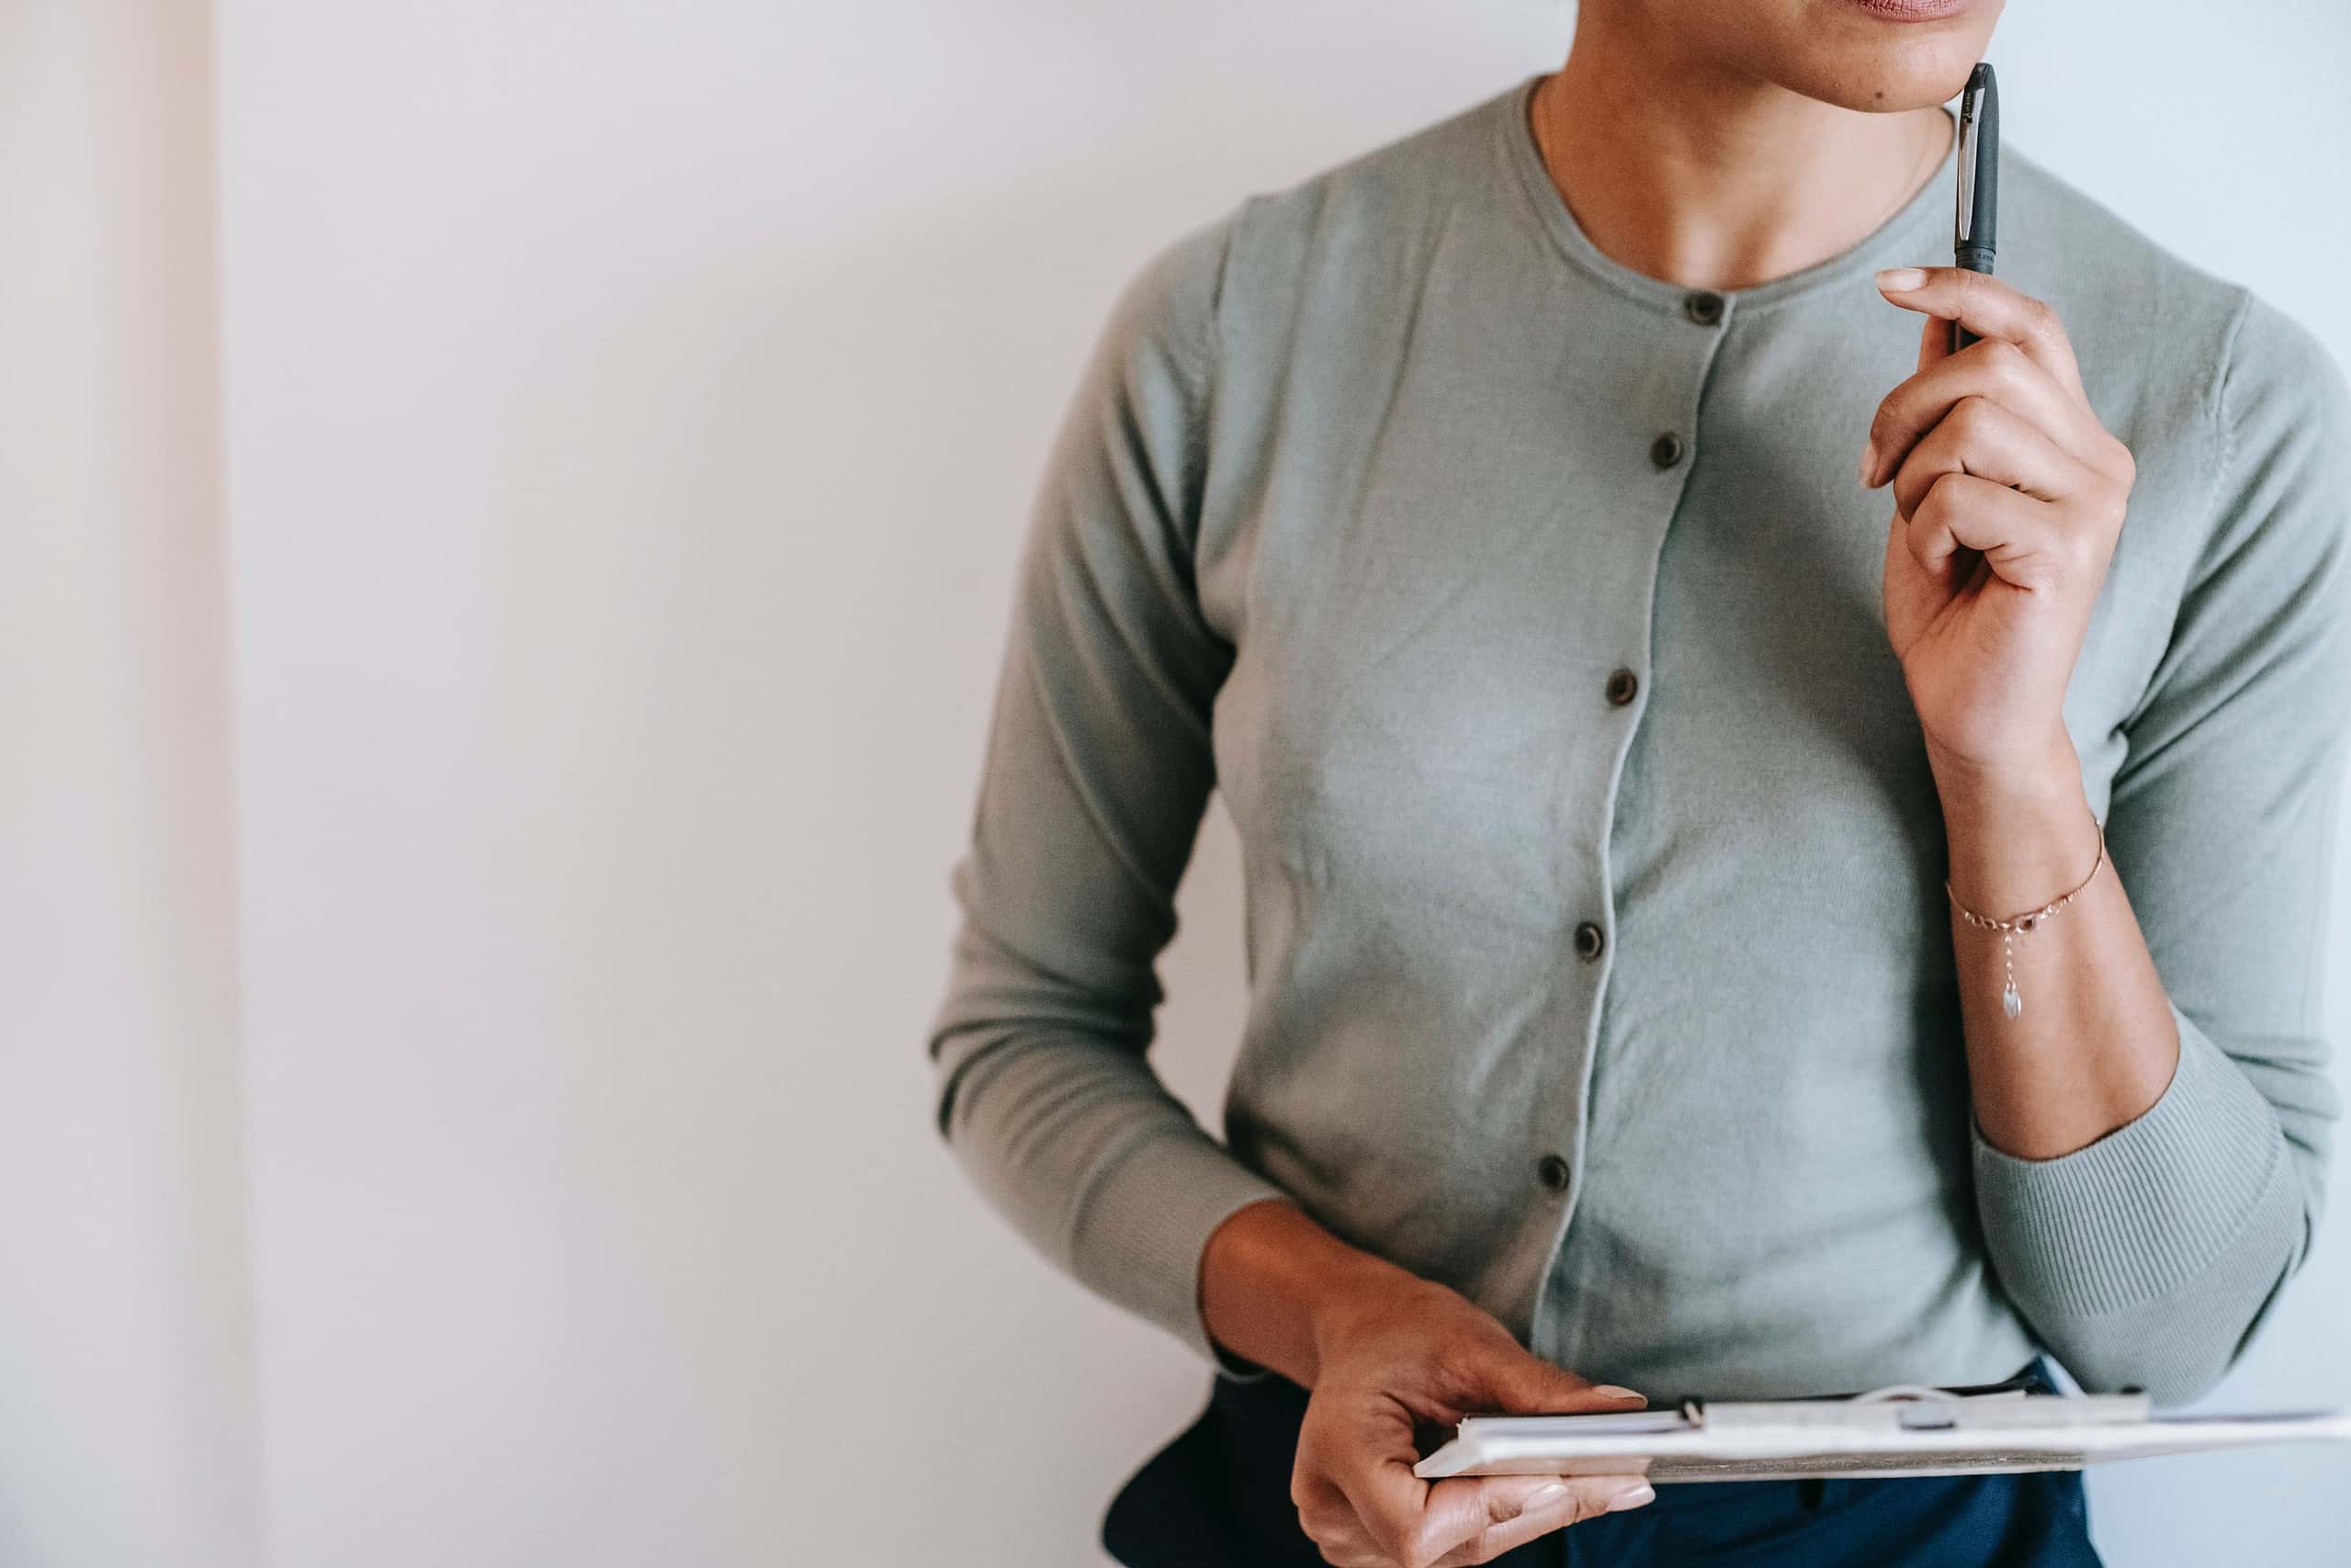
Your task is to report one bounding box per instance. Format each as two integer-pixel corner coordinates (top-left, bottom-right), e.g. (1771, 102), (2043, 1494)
(1951, 62), (1999, 354)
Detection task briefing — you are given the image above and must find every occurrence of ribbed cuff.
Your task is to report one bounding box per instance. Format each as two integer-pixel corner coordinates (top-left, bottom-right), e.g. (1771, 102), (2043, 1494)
(1070, 1129), (1292, 1380)
(1972, 998), (2290, 1319)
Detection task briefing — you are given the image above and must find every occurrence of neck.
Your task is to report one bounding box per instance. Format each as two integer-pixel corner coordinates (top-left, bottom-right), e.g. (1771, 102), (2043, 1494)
(1536, 12), (1952, 291)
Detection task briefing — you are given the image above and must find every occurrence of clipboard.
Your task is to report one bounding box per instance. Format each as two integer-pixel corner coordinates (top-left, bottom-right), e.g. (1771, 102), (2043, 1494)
(1413, 1378), (2351, 1483)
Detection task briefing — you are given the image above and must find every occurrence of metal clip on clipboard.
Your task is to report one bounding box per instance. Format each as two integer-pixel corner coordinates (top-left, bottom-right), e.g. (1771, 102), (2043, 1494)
(1666, 1367), (2149, 1435)
(1675, 1383), (2153, 1438)
(1667, 1361), (2047, 1416)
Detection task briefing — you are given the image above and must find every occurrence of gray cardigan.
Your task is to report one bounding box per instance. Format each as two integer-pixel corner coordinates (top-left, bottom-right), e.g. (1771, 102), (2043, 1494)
(926, 74), (2349, 1406)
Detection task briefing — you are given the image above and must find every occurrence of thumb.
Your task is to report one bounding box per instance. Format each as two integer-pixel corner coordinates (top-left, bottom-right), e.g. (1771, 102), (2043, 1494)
(1470, 1345), (1647, 1416)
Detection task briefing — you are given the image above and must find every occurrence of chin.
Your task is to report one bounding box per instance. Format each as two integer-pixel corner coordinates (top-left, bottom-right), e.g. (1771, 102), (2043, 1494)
(1761, 0), (2003, 112)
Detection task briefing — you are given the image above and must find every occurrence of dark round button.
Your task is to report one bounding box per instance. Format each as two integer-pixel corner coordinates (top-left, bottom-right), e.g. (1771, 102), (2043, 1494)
(1537, 1154), (1571, 1191)
(1650, 432), (1685, 469)
(1605, 667), (1638, 706)
(1684, 290), (1724, 326)
(1573, 920), (1605, 962)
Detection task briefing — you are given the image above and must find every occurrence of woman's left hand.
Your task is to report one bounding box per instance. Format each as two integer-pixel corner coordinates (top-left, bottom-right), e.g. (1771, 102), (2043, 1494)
(1863, 266), (2137, 784)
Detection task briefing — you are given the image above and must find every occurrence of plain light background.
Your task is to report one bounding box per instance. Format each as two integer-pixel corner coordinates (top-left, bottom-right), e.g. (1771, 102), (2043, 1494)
(2, 6), (255, 1566)
(5, 3), (2347, 1565)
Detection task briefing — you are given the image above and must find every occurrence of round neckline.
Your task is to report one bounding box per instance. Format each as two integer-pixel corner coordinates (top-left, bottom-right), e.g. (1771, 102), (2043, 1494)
(1499, 72), (1958, 319)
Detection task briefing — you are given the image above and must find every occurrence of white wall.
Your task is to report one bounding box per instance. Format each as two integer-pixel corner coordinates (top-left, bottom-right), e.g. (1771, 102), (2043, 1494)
(0, 5), (258, 1564)
(190, 3), (2351, 1565)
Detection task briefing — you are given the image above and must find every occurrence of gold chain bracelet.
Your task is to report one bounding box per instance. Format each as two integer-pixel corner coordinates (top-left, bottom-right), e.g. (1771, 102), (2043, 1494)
(1944, 813), (2105, 1021)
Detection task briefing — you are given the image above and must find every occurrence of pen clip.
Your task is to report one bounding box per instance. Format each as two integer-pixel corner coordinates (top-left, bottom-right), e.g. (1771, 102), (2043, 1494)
(1954, 67), (1987, 246)
(1952, 62), (1998, 260)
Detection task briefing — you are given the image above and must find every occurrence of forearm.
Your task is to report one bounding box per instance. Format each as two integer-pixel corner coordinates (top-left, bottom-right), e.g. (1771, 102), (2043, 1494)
(1931, 727), (2180, 1158)
(1198, 1197), (1435, 1388)
(1932, 727), (2311, 1402)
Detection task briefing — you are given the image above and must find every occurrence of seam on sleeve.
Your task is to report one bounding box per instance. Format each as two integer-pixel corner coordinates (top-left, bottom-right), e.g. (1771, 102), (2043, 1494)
(2119, 288), (2255, 747)
(1193, 196), (1248, 412)
(2206, 285), (2253, 540)
(1175, 197), (1249, 576)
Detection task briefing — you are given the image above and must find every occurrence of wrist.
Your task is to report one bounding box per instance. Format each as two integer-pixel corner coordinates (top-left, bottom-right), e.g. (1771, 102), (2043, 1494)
(1932, 729), (2098, 915)
(1305, 1250), (1446, 1379)
(1200, 1198), (1413, 1387)
(1924, 724), (2083, 817)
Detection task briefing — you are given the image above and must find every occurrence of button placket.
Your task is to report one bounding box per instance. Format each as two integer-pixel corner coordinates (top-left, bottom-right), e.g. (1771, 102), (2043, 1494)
(1525, 288), (1731, 1371)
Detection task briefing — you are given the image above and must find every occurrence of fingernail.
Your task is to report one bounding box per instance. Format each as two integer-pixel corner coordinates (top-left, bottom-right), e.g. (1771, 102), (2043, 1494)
(1607, 1482), (1656, 1513)
(1519, 1482), (1569, 1517)
(1856, 446), (1876, 487)
(1592, 1385), (1645, 1403)
(1876, 266), (1928, 292)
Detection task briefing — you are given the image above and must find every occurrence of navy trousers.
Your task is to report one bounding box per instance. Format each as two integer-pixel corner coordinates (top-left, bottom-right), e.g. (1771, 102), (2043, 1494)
(1102, 1357), (2104, 1567)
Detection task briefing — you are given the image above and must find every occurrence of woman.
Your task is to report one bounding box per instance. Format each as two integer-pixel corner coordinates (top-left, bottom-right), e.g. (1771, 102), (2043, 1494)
(927, 1), (2348, 1562)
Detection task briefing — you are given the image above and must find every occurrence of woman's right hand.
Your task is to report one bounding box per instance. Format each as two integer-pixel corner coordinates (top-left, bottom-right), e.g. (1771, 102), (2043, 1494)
(1200, 1200), (1657, 1568)
(1294, 1271), (1656, 1566)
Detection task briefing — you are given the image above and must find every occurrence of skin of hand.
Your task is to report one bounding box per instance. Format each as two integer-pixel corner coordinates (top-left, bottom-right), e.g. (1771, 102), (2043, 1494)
(1865, 265), (2139, 788)
(1296, 1276), (1658, 1566)
(1200, 1200), (1655, 1568)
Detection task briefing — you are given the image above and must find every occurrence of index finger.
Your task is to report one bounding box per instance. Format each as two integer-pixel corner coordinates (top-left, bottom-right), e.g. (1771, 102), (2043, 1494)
(1874, 266), (2086, 403)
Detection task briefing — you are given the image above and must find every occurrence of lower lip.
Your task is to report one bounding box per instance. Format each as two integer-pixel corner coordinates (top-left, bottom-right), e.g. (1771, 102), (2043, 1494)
(1837, 0), (1980, 20)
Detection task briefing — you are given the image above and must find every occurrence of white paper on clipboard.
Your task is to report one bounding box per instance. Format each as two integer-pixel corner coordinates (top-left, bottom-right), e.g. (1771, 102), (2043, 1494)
(1412, 1384), (2351, 1483)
